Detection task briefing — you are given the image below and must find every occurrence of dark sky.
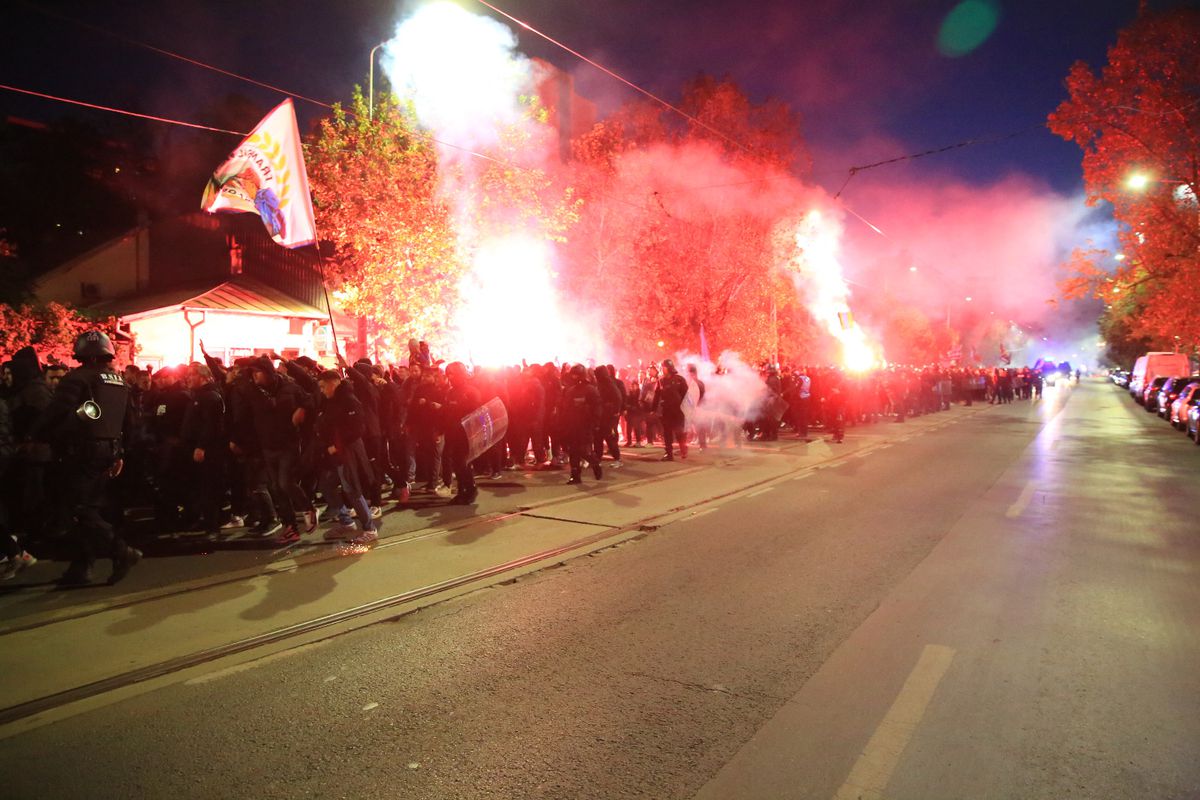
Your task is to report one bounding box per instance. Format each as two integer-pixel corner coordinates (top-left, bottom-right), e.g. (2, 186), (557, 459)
(3, 0), (1190, 193)
(4, 0), (1197, 355)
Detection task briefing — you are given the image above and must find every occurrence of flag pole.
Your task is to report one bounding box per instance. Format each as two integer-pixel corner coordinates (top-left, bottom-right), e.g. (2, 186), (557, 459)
(311, 243), (343, 363)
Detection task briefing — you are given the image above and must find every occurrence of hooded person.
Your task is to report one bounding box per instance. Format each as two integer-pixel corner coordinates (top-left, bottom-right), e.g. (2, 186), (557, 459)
(315, 370), (377, 545)
(441, 362), (480, 505)
(593, 365), (623, 468)
(6, 346), (55, 542)
(653, 359), (689, 461)
(561, 364), (602, 484)
(246, 355), (316, 543)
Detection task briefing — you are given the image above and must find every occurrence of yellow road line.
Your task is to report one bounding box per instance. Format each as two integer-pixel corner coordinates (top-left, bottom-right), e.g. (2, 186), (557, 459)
(833, 644), (956, 800)
(1005, 480), (1037, 518)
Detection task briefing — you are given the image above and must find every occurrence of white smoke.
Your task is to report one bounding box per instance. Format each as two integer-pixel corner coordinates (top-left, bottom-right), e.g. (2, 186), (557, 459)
(380, 2), (531, 151)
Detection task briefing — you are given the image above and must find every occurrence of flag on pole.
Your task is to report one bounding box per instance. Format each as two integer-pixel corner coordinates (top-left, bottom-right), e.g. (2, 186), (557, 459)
(699, 324), (710, 362)
(999, 343), (1012, 365)
(837, 311), (854, 331)
(201, 99), (316, 249)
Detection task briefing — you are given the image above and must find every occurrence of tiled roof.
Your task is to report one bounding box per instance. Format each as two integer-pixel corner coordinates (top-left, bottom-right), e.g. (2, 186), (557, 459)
(92, 277), (330, 320)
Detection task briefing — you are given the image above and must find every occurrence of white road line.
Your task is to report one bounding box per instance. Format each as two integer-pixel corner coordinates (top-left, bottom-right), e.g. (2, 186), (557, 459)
(1005, 480), (1038, 518)
(745, 487), (775, 498)
(690, 507), (719, 518)
(792, 473), (813, 481)
(833, 644), (956, 800)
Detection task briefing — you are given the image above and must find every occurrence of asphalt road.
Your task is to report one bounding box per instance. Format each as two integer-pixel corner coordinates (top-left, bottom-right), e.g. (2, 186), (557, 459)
(3, 381), (1197, 799)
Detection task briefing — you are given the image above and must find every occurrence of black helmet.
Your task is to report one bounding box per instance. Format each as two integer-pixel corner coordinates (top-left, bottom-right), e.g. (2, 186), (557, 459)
(569, 364), (587, 381)
(73, 330), (115, 362)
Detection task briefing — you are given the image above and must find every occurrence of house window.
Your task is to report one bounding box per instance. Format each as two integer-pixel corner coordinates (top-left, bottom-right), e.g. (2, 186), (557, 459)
(287, 318), (306, 335)
(80, 282), (101, 301)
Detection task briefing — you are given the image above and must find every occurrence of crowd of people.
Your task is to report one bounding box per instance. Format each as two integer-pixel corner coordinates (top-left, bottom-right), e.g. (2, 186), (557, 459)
(0, 332), (1014, 585)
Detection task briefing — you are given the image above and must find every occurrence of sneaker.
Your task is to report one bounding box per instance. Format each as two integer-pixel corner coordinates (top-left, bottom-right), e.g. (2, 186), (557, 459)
(108, 546), (142, 585)
(489, 471), (503, 480)
(433, 485), (452, 498)
(324, 525), (353, 542)
(1, 551), (36, 580)
(302, 508), (319, 534)
(391, 486), (411, 504)
(565, 476), (583, 485)
(350, 530), (379, 546)
(369, 506), (382, 520)
(220, 515), (246, 530)
(610, 460), (623, 469)
(274, 525), (301, 545)
(592, 462), (603, 480)
(251, 521), (282, 537)
(661, 454), (674, 462)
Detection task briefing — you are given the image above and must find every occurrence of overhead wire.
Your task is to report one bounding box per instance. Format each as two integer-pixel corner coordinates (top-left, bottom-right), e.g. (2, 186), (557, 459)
(10, 0), (534, 172)
(469, 0), (756, 157)
(0, 82), (244, 135)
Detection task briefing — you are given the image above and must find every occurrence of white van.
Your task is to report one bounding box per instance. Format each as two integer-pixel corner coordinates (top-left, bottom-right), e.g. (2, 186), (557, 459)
(1130, 352), (1190, 402)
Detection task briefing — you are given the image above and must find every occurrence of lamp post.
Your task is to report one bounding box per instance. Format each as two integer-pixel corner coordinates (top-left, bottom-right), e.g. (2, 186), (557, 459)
(368, 42), (386, 120)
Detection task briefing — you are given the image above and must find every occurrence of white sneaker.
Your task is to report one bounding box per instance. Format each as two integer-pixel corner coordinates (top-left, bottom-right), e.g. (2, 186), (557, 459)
(434, 485), (452, 498)
(610, 460), (623, 469)
(350, 530), (379, 546)
(370, 506), (382, 520)
(1, 551), (36, 580)
(220, 515), (246, 530)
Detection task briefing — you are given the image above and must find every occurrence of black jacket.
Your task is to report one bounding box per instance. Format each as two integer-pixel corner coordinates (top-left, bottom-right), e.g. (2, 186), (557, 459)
(248, 373), (310, 451)
(316, 380), (365, 462)
(181, 382), (226, 454)
(561, 380), (601, 431)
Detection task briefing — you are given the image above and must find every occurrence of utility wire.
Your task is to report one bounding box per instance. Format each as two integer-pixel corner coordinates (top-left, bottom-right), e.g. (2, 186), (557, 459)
(12, 1), (526, 171)
(16, 0), (335, 111)
(0, 82), (244, 135)
(470, 0), (755, 157)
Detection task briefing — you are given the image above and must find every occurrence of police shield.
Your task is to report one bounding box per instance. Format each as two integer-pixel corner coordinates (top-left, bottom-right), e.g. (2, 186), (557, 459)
(461, 397), (509, 463)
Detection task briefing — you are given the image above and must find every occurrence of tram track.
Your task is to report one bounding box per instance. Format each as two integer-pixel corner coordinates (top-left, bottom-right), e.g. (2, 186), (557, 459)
(0, 409), (982, 729)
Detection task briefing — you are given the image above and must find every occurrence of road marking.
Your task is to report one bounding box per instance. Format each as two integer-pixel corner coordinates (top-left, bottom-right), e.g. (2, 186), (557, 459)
(1005, 480), (1037, 518)
(690, 507), (719, 518)
(745, 487), (775, 498)
(792, 473), (813, 481)
(833, 644), (956, 800)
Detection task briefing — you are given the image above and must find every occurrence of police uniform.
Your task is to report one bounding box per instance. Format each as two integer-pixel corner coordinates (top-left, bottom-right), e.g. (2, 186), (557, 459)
(36, 332), (141, 585)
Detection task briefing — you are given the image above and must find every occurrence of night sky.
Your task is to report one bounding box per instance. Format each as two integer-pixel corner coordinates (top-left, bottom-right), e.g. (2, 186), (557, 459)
(1, 0), (1177, 190)
(3, 0), (1197, 350)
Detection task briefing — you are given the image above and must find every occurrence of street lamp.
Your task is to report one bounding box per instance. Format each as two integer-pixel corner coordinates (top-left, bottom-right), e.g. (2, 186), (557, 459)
(368, 41), (387, 120)
(1126, 171), (1152, 191)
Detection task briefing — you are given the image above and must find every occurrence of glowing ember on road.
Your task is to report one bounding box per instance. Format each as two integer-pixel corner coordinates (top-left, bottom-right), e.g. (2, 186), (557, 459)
(785, 209), (879, 371)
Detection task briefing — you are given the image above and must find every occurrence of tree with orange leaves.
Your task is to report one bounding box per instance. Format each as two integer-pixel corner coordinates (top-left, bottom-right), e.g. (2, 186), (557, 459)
(306, 89), (462, 350)
(1049, 8), (1200, 358)
(564, 76), (818, 361)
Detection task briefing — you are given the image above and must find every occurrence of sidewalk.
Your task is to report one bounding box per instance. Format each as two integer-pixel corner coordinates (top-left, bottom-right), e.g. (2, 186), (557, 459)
(0, 408), (981, 729)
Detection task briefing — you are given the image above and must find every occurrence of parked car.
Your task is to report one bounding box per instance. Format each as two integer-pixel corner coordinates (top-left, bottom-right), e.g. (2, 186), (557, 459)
(1187, 401), (1200, 443)
(1110, 369), (1130, 387)
(1130, 352), (1190, 402)
(1143, 376), (1170, 412)
(1169, 381), (1200, 428)
(1157, 376), (1198, 420)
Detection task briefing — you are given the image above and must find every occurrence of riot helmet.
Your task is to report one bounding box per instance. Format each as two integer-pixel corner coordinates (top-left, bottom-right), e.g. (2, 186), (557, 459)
(73, 330), (116, 362)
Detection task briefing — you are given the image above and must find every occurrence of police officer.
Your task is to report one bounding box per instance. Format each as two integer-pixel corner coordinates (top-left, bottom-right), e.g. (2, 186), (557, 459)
(35, 331), (141, 585)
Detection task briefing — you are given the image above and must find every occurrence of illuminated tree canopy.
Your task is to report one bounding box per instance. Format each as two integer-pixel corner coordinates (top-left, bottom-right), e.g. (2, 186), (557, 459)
(1049, 8), (1200, 353)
